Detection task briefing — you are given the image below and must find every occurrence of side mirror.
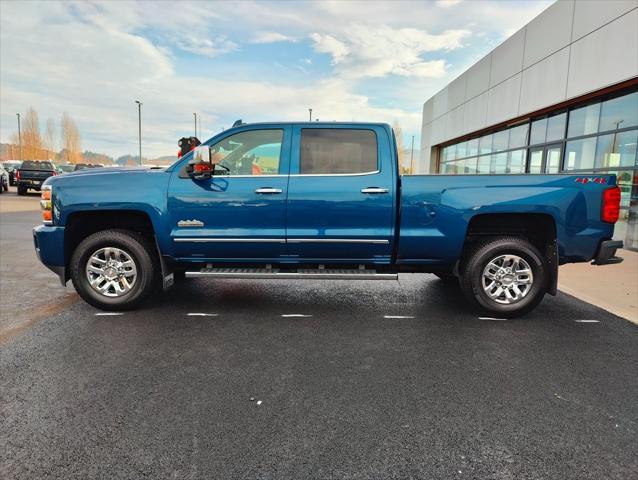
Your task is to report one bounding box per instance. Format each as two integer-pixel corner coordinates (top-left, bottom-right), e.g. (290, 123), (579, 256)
(188, 145), (213, 180)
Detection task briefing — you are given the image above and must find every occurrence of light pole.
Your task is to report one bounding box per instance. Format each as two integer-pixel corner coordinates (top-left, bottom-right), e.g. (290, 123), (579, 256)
(135, 100), (142, 165)
(16, 113), (22, 161)
(308, 108), (312, 122)
(193, 112), (197, 138)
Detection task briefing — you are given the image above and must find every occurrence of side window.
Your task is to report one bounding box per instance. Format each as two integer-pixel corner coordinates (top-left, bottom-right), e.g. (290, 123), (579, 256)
(211, 129), (283, 176)
(300, 129), (378, 174)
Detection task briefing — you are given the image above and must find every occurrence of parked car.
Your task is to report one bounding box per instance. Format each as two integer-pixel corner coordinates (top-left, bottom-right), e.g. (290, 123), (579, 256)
(2, 160), (22, 186)
(0, 165), (9, 193)
(73, 163), (104, 171)
(15, 160), (57, 195)
(33, 122), (623, 317)
(56, 164), (76, 174)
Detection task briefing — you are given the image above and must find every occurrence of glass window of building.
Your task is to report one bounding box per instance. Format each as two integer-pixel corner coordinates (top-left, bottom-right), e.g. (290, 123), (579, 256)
(564, 137), (597, 170)
(508, 124), (528, 149)
(508, 150), (526, 173)
(530, 118), (547, 145)
(479, 134), (492, 155)
(492, 130), (509, 152)
(491, 152), (508, 173)
(477, 156), (491, 173)
(546, 112), (566, 142)
(595, 130), (638, 169)
(529, 149), (543, 173)
(465, 157), (478, 174)
(466, 138), (479, 157)
(599, 92), (638, 133)
(456, 141), (467, 159)
(567, 102), (600, 138)
(546, 146), (561, 173)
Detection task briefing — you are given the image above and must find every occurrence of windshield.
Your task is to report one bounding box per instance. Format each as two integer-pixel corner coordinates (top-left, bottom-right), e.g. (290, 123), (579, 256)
(21, 161), (54, 170)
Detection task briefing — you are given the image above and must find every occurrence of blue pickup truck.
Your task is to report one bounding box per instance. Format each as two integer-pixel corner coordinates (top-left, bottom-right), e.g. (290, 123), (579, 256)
(33, 122), (623, 317)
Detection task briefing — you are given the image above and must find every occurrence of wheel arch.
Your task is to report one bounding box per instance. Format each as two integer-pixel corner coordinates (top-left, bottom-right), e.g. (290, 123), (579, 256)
(64, 210), (162, 281)
(460, 213), (558, 295)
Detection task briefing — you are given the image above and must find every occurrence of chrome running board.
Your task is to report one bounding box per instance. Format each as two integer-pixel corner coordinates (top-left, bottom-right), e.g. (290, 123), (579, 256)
(185, 267), (397, 280)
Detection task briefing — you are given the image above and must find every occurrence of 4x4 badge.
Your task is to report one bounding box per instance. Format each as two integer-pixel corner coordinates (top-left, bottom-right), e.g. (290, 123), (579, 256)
(178, 219), (204, 227)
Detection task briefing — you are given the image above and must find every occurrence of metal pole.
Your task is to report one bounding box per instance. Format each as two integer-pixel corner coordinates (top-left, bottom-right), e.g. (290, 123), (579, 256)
(16, 113), (22, 161)
(409, 135), (415, 174)
(308, 108), (312, 122)
(135, 100), (142, 165)
(193, 112), (197, 138)
(198, 116), (201, 140)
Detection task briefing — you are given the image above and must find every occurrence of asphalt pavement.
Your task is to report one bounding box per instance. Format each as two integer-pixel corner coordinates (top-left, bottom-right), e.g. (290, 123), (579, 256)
(1, 190), (637, 479)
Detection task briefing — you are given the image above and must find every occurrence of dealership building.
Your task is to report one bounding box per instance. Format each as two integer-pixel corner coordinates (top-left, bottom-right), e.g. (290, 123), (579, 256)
(419, 0), (638, 250)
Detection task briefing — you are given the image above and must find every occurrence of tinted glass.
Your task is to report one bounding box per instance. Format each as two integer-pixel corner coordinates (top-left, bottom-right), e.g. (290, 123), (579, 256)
(491, 152), (507, 173)
(595, 130), (638, 169)
(508, 124), (528, 148)
(212, 129), (283, 175)
(492, 130), (509, 152)
(456, 141), (467, 159)
(529, 149), (543, 173)
(530, 118), (547, 145)
(479, 134), (492, 155)
(300, 129), (377, 174)
(477, 156), (491, 174)
(599, 92), (638, 132)
(545, 146), (561, 173)
(508, 149), (526, 173)
(466, 138), (479, 157)
(568, 103), (600, 138)
(465, 157), (478, 174)
(564, 137), (596, 170)
(546, 112), (566, 142)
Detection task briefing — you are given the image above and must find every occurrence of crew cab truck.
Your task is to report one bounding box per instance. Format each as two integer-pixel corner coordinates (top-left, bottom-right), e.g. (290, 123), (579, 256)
(33, 122), (623, 317)
(16, 160), (57, 195)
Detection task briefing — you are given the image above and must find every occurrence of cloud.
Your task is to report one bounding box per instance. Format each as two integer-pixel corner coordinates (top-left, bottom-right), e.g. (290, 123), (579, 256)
(310, 25), (469, 79)
(251, 31), (297, 44)
(170, 34), (238, 57)
(0, 0), (553, 158)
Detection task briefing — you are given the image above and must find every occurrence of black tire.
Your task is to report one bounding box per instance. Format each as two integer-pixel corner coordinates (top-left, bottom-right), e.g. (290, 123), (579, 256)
(459, 236), (547, 318)
(17, 185), (27, 195)
(70, 229), (158, 311)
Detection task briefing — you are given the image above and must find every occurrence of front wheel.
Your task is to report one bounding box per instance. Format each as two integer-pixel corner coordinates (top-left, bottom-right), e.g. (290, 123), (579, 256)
(459, 237), (547, 318)
(70, 229), (158, 311)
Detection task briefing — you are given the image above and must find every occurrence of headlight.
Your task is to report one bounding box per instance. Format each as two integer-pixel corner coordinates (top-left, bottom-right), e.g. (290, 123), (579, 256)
(41, 185), (53, 225)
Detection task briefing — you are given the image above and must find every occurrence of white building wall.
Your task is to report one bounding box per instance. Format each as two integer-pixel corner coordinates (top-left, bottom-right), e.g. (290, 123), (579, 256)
(419, 0), (638, 173)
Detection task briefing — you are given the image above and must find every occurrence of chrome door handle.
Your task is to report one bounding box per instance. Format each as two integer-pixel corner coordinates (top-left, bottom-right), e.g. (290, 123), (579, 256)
(255, 187), (283, 194)
(361, 187), (389, 194)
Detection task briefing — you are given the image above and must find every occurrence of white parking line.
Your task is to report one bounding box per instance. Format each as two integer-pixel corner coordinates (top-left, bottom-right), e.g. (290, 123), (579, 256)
(187, 313), (219, 317)
(575, 319), (600, 323)
(383, 315), (415, 319)
(95, 312), (124, 316)
(479, 317), (508, 321)
(281, 314), (312, 318)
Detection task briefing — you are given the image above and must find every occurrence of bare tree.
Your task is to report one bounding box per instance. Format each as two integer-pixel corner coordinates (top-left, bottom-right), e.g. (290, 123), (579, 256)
(22, 107), (43, 159)
(392, 121), (408, 174)
(60, 112), (82, 164)
(43, 117), (57, 156)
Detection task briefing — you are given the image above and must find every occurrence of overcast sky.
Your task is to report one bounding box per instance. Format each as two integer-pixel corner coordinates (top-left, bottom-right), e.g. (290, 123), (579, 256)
(0, 0), (552, 159)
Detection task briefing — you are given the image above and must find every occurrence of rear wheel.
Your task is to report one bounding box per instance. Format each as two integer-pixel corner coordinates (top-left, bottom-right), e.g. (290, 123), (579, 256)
(459, 236), (547, 318)
(70, 229), (158, 311)
(17, 185), (27, 195)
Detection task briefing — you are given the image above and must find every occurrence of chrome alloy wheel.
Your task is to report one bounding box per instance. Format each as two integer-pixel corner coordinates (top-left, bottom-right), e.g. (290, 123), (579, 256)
(85, 247), (137, 297)
(481, 254), (533, 305)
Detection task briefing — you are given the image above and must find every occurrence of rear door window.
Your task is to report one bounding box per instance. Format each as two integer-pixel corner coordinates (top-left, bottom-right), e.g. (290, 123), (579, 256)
(299, 129), (378, 174)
